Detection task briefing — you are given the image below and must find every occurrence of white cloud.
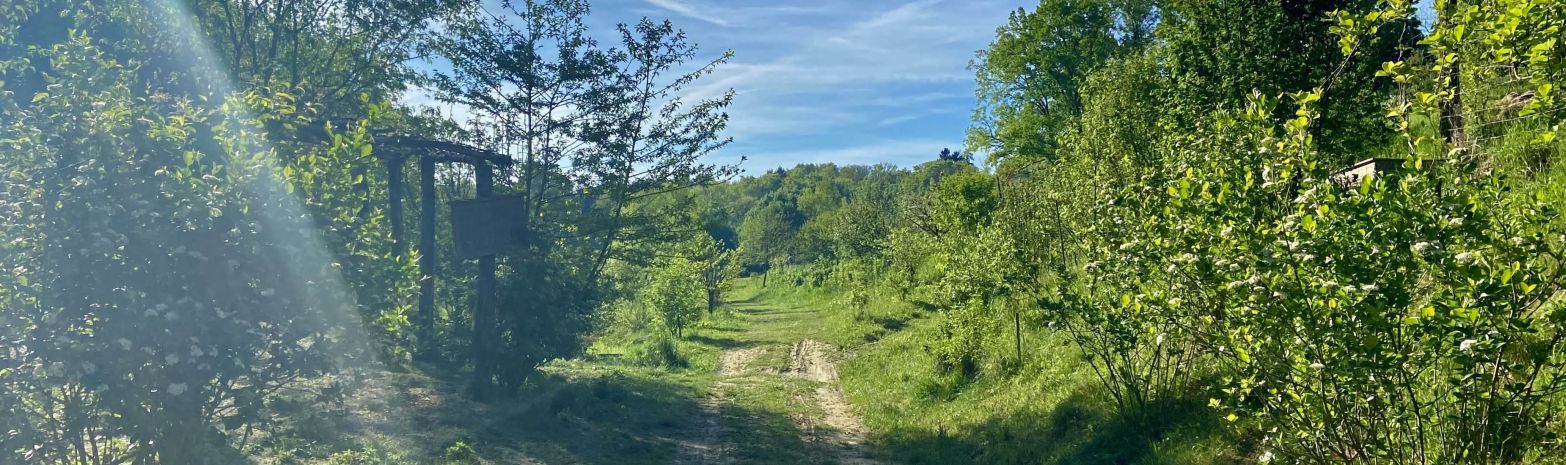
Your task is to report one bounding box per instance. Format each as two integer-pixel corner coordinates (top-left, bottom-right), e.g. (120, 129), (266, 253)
(676, 0), (1022, 144)
(742, 138), (954, 168)
(397, 84), (478, 126)
(646, 0), (731, 27)
(401, 0), (1032, 170)
(878, 114), (922, 127)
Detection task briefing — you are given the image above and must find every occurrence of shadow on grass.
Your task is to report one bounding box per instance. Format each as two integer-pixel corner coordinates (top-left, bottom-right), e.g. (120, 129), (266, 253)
(872, 314), (909, 332)
(735, 305), (815, 317)
(686, 333), (760, 350)
(726, 293), (765, 305)
(871, 388), (1254, 465)
(482, 368), (814, 465)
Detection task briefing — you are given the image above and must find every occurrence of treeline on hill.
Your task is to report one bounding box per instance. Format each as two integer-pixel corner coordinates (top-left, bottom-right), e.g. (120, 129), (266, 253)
(0, 0), (736, 463)
(689, 0), (1566, 464)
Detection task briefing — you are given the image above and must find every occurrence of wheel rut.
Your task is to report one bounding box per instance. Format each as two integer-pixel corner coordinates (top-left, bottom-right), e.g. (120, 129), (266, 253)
(786, 339), (883, 465)
(675, 347), (763, 465)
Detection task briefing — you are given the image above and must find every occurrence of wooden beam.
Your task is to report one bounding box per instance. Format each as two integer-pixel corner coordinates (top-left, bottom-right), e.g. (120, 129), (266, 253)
(266, 120), (513, 166)
(471, 163), (498, 399)
(417, 156), (438, 360)
(387, 156), (406, 258)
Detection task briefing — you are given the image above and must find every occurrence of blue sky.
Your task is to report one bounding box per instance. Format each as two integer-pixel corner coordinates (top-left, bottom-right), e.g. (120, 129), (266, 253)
(404, 0), (1032, 174)
(404, 0), (1437, 175)
(589, 0), (1035, 173)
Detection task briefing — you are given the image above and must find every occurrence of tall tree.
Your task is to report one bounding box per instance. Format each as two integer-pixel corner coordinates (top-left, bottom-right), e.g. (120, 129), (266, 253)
(426, 0), (736, 397)
(968, 0), (1157, 163)
(737, 201), (798, 286)
(1159, 0), (1419, 160)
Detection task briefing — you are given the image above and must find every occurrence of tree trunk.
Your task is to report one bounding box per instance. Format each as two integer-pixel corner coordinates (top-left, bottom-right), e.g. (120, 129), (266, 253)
(154, 403), (248, 465)
(416, 156), (437, 361)
(1014, 311), (1023, 366)
(387, 156), (405, 258)
(1441, 59), (1468, 148)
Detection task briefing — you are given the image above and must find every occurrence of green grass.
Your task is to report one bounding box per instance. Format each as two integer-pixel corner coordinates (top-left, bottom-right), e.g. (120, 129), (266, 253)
(741, 276), (1254, 465)
(256, 277), (1249, 465)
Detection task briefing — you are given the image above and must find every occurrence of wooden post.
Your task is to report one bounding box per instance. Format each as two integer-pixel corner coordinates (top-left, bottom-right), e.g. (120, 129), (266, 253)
(387, 156), (405, 258)
(471, 163), (498, 399)
(1441, 59), (1468, 148)
(417, 156), (437, 360)
(1014, 311), (1023, 366)
(1437, 7), (1467, 149)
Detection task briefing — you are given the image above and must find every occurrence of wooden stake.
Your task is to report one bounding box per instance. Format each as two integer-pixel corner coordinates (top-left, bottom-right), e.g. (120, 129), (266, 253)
(417, 156), (437, 360)
(471, 163), (498, 399)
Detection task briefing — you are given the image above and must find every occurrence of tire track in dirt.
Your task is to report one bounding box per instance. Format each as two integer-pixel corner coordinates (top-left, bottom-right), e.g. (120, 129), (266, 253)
(787, 340), (883, 465)
(675, 347), (764, 465)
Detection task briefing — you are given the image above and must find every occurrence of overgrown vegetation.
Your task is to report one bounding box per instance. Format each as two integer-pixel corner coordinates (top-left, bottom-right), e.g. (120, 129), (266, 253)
(694, 1), (1566, 464)
(2, 0), (1563, 463)
(0, 0), (734, 462)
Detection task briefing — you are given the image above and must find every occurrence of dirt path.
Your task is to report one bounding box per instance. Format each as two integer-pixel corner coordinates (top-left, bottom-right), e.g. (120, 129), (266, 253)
(787, 340), (882, 465)
(676, 347), (764, 465)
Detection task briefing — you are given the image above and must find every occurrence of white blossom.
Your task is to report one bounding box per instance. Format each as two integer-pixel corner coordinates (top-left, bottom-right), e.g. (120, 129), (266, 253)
(1309, 362), (1325, 370)
(1412, 242), (1432, 253)
(1456, 252), (1476, 264)
(1460, 339), (1478, 351)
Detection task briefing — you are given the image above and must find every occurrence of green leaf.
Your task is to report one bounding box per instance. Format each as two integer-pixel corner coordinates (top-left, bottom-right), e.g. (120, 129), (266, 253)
(31, 92), (47, 103)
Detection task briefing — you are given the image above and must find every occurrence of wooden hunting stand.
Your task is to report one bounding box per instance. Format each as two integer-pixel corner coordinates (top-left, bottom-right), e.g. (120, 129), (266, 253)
(273, 122), (513, 394)
(376, 137), (512, 370)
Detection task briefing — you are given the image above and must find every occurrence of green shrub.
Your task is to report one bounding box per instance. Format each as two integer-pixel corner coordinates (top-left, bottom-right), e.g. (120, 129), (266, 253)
(443, 441), (479, 464)
(318, 449), (390, 465)
(629, 333), (687, 369)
